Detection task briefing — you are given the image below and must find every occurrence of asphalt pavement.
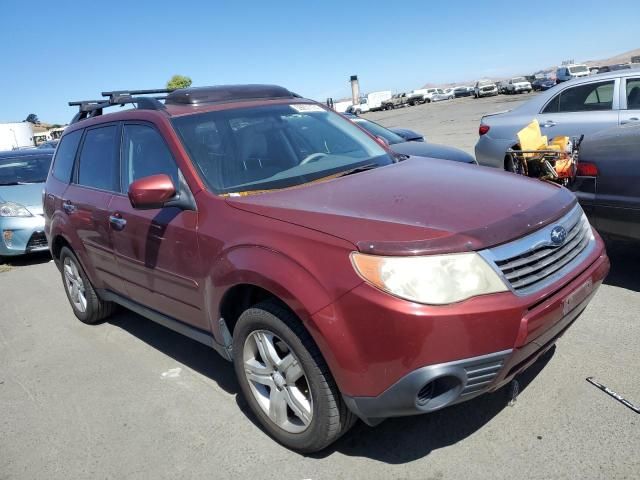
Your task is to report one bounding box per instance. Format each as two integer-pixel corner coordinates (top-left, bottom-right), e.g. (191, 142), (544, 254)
(1, 95), (638, 479)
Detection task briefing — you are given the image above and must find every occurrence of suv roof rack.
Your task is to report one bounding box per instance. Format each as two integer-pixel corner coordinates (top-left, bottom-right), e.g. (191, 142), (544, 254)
(68, 88), (174, 124)
(69, 85), (302, 124)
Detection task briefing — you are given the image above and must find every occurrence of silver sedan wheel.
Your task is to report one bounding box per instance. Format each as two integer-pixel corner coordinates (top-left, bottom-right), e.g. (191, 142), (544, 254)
(243, 330), (313, 433)
(63, 257), (87, 313)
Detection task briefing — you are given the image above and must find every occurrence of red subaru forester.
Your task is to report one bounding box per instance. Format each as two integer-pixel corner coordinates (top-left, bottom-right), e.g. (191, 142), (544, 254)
(44, 85), (609, 452)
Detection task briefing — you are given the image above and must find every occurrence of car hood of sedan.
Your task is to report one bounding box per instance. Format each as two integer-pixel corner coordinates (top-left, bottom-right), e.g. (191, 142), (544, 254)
(226, 158), (577, 255)
(0, 182), (44, 215)
(389, 141), (475, 164)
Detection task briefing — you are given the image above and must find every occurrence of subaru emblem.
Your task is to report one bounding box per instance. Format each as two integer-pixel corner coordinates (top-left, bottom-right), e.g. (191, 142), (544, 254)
(550, 225), (567, 245)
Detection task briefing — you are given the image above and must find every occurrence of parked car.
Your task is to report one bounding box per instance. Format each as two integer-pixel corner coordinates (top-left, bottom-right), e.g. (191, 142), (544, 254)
(381, 93), (410, 110)
(342, 113), (476, 164)
(0, 149), (55, 259)
(596, 64), (632, 74)
(474, 80), (498, 98)
(532, 78), (556, 91)
(421, 88), (441, 103)
(453, 86), (473, 98)
(431, 88), (454, 102)
(497, 81), (509, 95)
(46, 84), (609, 452)
(387, 127), (424, 142)
(38, 139), (59, 149)
(505, 77), (533, 94)
(475, 69), (640, 169)
(556, 64), (590, 83)
(571, 122), (640, 241)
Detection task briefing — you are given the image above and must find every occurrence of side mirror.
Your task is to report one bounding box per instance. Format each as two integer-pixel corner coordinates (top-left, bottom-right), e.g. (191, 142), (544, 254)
(128, 174), (176, 210)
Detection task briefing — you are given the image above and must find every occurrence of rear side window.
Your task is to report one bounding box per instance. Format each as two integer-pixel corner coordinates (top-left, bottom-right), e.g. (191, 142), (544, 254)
(77, 125), (119, 191)
(51, 130), (82, 182)
(121, 124), (179, 189)
(542, 81), (614, 113)
(626, 78), (640, 109)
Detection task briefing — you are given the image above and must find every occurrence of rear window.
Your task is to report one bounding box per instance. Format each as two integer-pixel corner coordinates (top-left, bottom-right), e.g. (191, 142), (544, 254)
(51, 130), (82, 182)
(568, 65), (588, 74)
(0, 154), (53, 185)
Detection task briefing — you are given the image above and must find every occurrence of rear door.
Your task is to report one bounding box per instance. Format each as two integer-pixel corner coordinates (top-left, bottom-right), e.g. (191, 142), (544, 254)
(620, 76), (640, 126)
(109, 122), (205, 329)
(63, 123), (125, 293)
(536, 79), (620, 137)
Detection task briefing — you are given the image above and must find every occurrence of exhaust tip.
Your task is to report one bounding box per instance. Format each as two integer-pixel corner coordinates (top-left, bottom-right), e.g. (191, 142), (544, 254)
(416, 375), (464, 411)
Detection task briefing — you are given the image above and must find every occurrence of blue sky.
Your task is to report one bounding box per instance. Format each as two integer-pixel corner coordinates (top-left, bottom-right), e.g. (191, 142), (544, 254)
(1, 0), (638, 124)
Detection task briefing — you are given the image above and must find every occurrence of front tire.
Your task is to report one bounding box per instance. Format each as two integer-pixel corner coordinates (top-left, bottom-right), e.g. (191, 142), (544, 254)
(59, 247), (116, 324)
(232, 300), (355, 453)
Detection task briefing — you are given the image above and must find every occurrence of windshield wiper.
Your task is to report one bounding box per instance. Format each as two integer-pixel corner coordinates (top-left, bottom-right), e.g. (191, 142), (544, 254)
(337, 164), (379, 177)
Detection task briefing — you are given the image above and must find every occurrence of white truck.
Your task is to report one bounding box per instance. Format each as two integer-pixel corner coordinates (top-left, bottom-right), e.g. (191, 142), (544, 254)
(347, 90), (392, 114)
(0, 122), (34, 151)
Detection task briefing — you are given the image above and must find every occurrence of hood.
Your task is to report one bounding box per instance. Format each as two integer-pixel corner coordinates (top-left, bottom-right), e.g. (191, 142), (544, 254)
(0, 182), (44, 215)
(226, 159), (576, 255)
(388, 127), (424, 142)
(390, 143), (475, 164)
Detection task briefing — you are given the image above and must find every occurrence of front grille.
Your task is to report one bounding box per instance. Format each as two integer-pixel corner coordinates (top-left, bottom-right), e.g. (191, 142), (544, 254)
(459, 353), (508, 399)
(481, 205), (595, 295)
(26, 231), (48, 251)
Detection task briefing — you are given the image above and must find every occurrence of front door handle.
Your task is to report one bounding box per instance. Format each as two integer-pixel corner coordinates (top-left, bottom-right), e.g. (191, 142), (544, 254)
(620, 117), (639, 125)
(109, 213), (127, 231)
(62, 201), (76, 214)
(541, 120), (556, 128)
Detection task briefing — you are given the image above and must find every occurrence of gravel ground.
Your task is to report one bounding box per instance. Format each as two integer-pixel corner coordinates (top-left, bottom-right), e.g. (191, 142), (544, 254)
(1, 94), (638, 479)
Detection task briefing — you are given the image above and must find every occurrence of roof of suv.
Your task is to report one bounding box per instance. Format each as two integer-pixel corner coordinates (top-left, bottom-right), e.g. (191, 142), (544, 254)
(67, 84), (308, 127)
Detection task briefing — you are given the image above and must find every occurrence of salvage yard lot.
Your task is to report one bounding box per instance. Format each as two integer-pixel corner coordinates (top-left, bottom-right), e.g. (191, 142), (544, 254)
(1, 95), (639, 479)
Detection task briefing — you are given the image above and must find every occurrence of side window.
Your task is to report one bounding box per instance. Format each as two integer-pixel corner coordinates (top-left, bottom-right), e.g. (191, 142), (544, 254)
(121, 124), (179, 190)
(557, 81), (614, 112)
(51, 130), (82, 182)
(77, 125), (119, 191)
(542, 94), (560, 113)
(626, 78), (640, 109)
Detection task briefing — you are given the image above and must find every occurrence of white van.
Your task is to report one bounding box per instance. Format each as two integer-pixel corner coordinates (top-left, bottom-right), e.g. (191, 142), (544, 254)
(556, 64), (590, 83)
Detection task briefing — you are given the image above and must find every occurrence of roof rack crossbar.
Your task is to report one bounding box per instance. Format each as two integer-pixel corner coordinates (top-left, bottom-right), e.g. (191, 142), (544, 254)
(69, 89), (172, 124)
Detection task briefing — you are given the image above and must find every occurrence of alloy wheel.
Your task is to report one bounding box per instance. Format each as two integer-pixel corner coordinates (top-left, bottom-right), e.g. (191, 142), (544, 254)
(63, 257), (87, 313)
(243, 330), (313, 433)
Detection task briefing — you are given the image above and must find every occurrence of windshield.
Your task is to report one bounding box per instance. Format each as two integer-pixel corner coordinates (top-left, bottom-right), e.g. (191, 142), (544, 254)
(512, 77), (526, 83)
(353, 119), (404, 145)
(0, 154), (53, 185)
(569, 65), (588, 73)
(172, 103), (392, 194)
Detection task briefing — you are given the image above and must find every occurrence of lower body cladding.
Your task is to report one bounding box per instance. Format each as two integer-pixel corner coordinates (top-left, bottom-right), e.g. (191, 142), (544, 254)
(0, 216), (47, 256)
(321, 248), (610, 426)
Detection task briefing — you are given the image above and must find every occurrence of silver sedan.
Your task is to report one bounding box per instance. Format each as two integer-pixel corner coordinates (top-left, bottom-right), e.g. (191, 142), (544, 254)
(475, 68), (640, 169)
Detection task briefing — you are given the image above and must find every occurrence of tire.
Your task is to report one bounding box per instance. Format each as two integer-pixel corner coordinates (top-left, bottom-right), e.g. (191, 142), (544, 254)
(59, 246), (116, 324)
(232, 300), (356, 453)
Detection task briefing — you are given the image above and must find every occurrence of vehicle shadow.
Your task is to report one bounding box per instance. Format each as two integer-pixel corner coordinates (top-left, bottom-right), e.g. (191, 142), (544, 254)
(603, 240), (640, 292)
(0, 251), (52, 268)
(107, 307), (555, 464)
(107, 310), (239, 395)
(314, 346), (555, 463)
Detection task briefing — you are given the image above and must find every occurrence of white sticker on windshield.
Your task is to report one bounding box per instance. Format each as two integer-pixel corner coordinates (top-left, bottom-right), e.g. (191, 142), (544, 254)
(290, 104), (325, 113)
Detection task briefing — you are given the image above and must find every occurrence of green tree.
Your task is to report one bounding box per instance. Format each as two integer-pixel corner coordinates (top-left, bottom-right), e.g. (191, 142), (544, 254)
(166, 75), (192, 90)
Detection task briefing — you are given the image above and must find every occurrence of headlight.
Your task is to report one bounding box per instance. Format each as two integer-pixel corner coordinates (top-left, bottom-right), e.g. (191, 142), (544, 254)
(351, 252), (508, 305)
(0, 202), (33, 217)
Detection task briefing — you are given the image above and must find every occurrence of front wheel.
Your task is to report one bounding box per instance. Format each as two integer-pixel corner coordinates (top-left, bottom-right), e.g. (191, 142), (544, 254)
(233, 301), (356, 452)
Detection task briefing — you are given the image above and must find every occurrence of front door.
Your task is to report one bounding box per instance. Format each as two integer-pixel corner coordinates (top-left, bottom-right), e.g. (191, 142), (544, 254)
(109, 122), (205, 329)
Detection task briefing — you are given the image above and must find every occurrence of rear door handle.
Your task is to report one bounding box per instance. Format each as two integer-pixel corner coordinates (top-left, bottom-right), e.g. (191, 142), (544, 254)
(62, 201), (76, 214)
(620, 117), (639, 125)
(109, 213), (127, 231)
(541, 120), (556, 128)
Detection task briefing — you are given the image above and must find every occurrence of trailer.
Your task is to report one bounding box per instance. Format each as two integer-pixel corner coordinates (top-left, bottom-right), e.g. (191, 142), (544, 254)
(0, 122), (34, 151)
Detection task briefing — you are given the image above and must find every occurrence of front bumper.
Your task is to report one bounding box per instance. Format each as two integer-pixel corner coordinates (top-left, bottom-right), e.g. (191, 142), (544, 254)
(313, 240), (609, 425)
(0, 216), (47, 256)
